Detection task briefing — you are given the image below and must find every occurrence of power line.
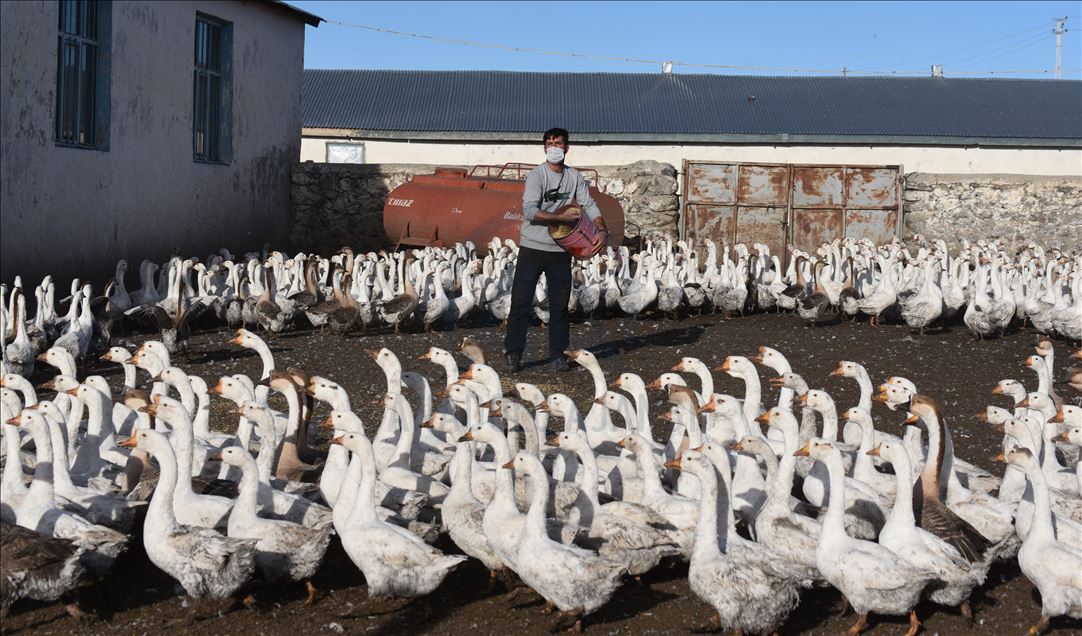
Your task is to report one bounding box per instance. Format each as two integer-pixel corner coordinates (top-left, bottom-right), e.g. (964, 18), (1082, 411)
(325, 20), (660, 66)
(953, 33), (1056, 70)
(323, 18), (1078, 78)
(862, 20), (1052, 70)
(941, 30), (1053, 68)
(948, 67), (1080, 75)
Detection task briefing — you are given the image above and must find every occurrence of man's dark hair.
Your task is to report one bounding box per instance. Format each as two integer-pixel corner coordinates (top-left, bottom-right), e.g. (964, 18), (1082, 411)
(543, 128), (569, 145)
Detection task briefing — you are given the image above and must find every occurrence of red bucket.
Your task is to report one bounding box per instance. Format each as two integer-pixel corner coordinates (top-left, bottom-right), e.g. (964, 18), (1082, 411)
(548, 204), (605, 260)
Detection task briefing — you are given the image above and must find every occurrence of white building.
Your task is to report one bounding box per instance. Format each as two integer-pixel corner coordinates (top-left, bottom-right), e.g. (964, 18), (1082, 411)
(300, 70), (1081, 176)
(1, 0), (321, 284)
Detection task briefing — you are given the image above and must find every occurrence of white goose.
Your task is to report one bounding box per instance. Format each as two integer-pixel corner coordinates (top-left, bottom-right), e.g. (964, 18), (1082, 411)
(799, 438), (935, 636)
(550, 431), (679, 575)
(503, 451), (627, 633)
(119, 429), (256, 598)
(668, 448), (802, 635)
(8, 410), (127, 576)
(216, 445), (332, 605)
(1001, 446), (1082, 634)
(333, 431), (465, 599)
(869, 440), (984, 618)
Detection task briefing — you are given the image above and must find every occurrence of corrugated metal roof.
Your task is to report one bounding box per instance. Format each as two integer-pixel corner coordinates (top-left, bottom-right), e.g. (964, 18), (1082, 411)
(302, 70), (1082, 146)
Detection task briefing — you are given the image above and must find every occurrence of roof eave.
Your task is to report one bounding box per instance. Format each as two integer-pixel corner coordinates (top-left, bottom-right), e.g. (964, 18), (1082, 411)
(301, 127), (1082, 149)
(266, 0), (323, 27)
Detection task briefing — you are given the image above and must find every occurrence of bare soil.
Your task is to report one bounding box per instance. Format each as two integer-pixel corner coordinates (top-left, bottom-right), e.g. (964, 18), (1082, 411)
(5, 311), (1082, 635)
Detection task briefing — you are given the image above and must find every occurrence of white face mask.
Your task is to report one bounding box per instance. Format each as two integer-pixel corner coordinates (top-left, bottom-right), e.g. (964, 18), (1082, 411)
(545, 147), (565, 165)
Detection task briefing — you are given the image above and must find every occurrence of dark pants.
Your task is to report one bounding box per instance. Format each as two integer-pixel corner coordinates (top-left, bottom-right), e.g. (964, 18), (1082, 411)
(504, 246), (572, 360)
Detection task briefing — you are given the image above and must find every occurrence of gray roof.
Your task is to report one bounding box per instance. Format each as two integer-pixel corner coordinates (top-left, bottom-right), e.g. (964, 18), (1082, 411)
(302, 70), (1082, 147)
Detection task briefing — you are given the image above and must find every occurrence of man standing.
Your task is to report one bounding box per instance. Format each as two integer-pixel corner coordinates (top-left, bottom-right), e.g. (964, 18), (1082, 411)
(504, 128), (607, 373)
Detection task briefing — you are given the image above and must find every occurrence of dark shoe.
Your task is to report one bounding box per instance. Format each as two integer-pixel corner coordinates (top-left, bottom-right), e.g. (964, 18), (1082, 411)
(552, 357), (570, 372)
(505, 353), (522, 373)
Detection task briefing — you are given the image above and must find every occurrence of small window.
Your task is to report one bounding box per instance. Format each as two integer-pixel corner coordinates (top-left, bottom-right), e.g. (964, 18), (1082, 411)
(326, 142), (366, 164)
(193, 14), (231, 163)
(55, 0), (111, 149)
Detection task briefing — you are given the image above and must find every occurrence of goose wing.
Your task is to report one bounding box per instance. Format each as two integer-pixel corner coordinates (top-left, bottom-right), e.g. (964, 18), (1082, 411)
(178, 298), (213, 328)
(920, 499), (990, 563)
(124, 304), (172, 329)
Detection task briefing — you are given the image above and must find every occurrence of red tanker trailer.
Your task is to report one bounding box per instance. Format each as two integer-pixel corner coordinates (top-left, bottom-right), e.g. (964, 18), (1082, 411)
(383, 163), (625, 252)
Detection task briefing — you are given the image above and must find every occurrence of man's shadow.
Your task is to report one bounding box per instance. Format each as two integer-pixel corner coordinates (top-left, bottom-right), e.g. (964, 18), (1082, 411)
(587, 324), (706, 361)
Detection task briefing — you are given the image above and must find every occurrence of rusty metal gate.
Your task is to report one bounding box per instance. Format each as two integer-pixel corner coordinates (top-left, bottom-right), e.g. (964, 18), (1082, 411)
(681, 161), (902, 258)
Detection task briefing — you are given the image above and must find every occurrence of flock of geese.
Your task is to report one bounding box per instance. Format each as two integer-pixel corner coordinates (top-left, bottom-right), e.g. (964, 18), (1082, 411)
(1, 235), (1078, 375)
(2, 313), (1081, 633)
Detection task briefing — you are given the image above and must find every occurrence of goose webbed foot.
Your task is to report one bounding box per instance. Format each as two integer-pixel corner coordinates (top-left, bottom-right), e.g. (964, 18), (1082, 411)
(541, 601), (558, 615)
(338, 596), (414, 619)
(690, 611), (721, 633)
(837, 596), (850, 617)
(304, 580), (319, 606)
(486, 568), (514, 593)
(549, 608), (583, 633)
(959, 599), (974, 623)
(845, 611), (869, 636)
(63, 598), (89, 621)
(1028, 615), (1050, 635)
(905, 609), (921, 636)
(504, 584), (540, 607)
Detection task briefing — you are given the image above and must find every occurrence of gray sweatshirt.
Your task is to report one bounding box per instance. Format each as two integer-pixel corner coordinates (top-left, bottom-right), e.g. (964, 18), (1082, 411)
(518, 163), (602, 252)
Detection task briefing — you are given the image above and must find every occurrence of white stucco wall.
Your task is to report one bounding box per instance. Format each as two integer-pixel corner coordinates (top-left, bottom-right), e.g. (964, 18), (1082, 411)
(300, 135), (1082, 179)
(1, 1), (309, 285)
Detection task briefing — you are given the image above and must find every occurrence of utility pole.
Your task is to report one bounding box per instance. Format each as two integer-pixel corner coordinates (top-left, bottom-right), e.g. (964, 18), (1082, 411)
(1055, 17), (1067, 79)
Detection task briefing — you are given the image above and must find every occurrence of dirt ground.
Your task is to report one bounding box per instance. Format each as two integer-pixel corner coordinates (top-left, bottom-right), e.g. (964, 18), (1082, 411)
(5, 310), (1082, 635)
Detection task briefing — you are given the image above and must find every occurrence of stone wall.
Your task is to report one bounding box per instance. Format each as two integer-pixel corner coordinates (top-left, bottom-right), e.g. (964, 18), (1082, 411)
(289, 160), (679, 254)
(903, 173), (1082, 251)
(593, 160), (681, 240)
(290, 163), (1081, 255)
(290, 163), (434, 255)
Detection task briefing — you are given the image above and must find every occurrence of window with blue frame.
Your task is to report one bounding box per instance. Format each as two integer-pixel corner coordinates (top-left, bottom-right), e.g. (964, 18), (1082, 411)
(56, 0), (110, 149)
(193, 14), (232, 163)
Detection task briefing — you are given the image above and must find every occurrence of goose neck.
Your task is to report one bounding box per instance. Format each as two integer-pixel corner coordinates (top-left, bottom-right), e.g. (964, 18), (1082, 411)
(164, 410), (197, 488)
(25, 420), (55, 503)
(571, 444), (601, 510)
(771, 452), (797, 505)
(739, 373), (762, 425)
(43, 416), (75, 492)
(233, 456), (262, 524)
(484, 427), (516, 502)
(391, 400), (417, 465)
(253, 418), (277, 483)
(1, 423), (27, 494)
(818, 406), (840, 441)
(692, 464), (724, 559)
(522, 463), (551, 540)
(691, 363), (714, 399)
(615, 400), (638, 434)
(855, 370), (873, 412)
(350, 441), (380, 524)
(634, 443), (666, 500)
(820, 452), (848, 534)
(146, 438), (180, 533)
(629, 387), (649, 435)
(278, 385), (301, 439)
(885, 449), (917, 528)
(448, 442), (477, 502)
(1022, 461), (1056, 542)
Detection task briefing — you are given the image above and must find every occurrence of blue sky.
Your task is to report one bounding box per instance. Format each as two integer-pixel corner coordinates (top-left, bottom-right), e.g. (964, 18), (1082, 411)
(291, 1), (1081, 79)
